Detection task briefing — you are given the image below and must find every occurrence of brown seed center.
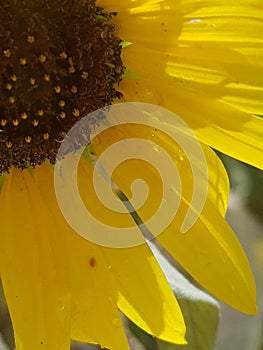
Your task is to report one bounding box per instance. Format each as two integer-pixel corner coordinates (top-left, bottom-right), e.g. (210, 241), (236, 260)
(0, 0), (124, 174)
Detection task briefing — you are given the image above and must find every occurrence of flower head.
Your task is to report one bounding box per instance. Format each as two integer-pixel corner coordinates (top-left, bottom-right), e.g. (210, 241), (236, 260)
(0, 0), (124, 172)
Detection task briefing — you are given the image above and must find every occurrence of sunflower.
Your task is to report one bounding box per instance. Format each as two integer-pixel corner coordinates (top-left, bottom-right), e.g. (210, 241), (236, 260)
(0, 1), (262, 350)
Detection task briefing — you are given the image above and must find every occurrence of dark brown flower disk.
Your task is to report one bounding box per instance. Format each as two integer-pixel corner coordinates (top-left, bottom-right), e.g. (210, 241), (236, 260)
(0, 0), (124, 173)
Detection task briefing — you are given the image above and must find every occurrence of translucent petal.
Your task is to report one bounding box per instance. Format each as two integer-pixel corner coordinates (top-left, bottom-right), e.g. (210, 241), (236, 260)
(0, 168), (70, 350)
(33, 162), (186, 346)
(115, 0), (263, 169)
(180, 2), (263, 47)
(121, 78), (263, 170)
(157, 197), (257, 315)
(77, 159), (186, 343)
(33, 164), (130, 350)
(91, 123), (229, 217)
(66, 238), (130, 350)
(91, 123), (256, 314)
(122, 43), (263, 115)
(98, 0), (183, 50)
(103, 243), (186, 344)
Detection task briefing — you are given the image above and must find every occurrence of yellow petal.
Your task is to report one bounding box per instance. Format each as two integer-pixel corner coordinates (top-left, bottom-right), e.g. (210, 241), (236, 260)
(116, 0), (263, 169)
(98, 0), (183, 50)
(104, 244), (186, 344)
(162, 84), (263, 171)
(91, 123), (256, 314)
(33, 164), (130, 350)
(121, 78), (263, 170)
(67, 237), (130, 350)
(157, 197), (257, 315)
(180, 2), (263, 47)
(0, 168), (70, 350)
(201, 147), (229, 218)
(77, 159), (186, 343)
(91, 123), (229, 218)
(73, 155), (186, 342)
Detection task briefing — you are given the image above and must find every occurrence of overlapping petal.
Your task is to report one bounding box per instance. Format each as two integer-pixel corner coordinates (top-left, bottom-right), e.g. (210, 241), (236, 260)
(34, 163), (186, 345)
(33, 164), (132, 350)
(91, 123), (256, 314)
(0, 169), (70, 350)
(121, 76), (263, 170)
(98, 0), (183, 50)
(107, 0), (263, 169)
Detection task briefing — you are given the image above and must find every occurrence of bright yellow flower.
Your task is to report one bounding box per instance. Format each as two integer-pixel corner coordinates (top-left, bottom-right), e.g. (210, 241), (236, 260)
(0, 1), (262, 350)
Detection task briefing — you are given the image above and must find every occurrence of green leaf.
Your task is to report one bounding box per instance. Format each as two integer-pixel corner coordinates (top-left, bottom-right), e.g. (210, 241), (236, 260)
(121, 41), (133, 48)
(150, 244), (220, 350)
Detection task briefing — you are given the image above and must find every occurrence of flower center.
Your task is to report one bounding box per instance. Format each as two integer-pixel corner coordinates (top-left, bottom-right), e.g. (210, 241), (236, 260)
(0, 0), (124, 174)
